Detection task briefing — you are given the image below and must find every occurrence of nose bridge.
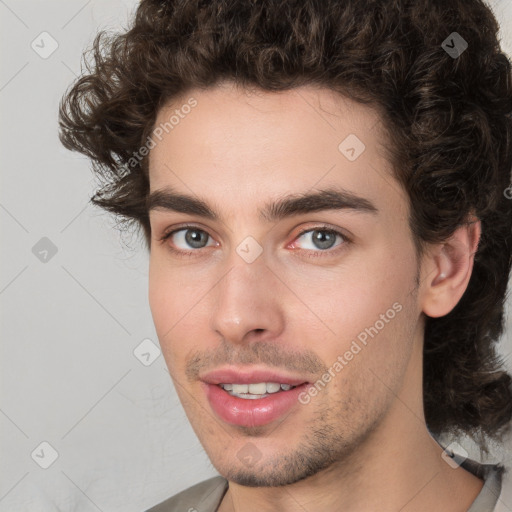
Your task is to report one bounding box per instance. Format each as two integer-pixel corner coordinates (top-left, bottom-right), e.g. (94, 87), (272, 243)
(209, 248), (284, 343)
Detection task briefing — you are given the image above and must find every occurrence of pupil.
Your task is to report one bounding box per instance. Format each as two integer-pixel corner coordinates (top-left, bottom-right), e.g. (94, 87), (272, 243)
(186, 229), (207, 248)
(313, 230), (335, 249)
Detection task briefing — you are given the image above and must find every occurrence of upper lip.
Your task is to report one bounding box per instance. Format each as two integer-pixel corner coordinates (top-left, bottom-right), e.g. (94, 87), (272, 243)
(200, 367), (309, 386)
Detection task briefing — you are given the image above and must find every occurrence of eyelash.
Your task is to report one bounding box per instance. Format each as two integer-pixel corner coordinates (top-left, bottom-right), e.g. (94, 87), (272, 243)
(157, 223), (350, 259)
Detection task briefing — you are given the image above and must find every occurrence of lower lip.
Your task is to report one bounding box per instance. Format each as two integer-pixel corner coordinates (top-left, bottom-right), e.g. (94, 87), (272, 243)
(203, 382), (310, 427)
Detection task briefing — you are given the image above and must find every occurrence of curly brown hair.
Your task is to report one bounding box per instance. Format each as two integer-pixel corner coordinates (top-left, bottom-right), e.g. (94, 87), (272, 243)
(58, 0), (512, 452)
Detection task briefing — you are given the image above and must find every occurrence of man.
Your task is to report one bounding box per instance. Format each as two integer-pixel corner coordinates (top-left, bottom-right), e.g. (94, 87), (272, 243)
(58, 0), (512, 510)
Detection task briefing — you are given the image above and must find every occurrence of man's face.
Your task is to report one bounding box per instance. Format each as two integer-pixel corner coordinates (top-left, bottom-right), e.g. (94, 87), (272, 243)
(147, 82), (424, 486)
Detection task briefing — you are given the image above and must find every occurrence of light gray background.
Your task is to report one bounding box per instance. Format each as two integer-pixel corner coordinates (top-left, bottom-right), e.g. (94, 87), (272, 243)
(1, 1), (511, 511)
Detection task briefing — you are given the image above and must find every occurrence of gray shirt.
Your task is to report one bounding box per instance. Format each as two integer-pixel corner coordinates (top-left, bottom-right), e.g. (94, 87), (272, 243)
(145, 456), (506, 512)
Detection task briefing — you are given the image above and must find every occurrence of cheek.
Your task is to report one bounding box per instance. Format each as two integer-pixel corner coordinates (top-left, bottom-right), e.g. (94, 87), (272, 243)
(315, 298), (417, 424)
(304, 254), (412, 335)
(304, 246), (417, 374)
(148, 255), (185, 365)
(148, 252), (195, 326)
(148, 256), (170, 332)
(148, 254), (214, 373)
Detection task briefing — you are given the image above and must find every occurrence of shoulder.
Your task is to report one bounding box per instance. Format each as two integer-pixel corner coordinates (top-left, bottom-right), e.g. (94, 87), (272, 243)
(144, 476), (228, 512)
(457, 455), (510, 512)
(494, 463), (512, 512)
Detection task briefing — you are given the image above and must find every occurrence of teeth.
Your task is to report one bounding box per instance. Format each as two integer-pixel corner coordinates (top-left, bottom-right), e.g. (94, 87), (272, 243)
(219, 382), (298, 397)
(266, 382), (281, 393)
(248, 383), (267, 394)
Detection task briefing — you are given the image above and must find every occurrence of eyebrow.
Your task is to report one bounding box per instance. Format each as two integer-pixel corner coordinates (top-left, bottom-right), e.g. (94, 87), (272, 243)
(147, 186), (378, 223)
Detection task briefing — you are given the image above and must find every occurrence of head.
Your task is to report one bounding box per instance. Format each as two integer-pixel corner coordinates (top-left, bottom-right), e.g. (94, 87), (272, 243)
(59, 0), (512, 482)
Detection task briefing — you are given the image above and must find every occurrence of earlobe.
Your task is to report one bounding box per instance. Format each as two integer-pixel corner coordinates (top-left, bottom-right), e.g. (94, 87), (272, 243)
(422, 218), (481, 318)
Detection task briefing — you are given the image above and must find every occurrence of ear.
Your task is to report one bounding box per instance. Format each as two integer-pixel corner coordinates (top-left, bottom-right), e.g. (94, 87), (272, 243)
(421, 217), (481, 318)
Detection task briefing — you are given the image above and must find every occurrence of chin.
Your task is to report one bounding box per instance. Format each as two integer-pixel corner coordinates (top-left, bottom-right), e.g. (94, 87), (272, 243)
(209, 443), (342, 487)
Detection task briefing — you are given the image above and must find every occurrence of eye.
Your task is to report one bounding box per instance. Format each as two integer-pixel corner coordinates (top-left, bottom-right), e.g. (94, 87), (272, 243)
(291, 227), (347, 255)
(158, 224), (349, 258)
(159, 225), (217, 254)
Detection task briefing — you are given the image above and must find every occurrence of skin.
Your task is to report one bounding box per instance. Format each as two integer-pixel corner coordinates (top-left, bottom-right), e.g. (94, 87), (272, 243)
(147, 80), (483, 512)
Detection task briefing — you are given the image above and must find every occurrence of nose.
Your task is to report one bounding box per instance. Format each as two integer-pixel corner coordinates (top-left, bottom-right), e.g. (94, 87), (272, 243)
(209, 252), (285, 345)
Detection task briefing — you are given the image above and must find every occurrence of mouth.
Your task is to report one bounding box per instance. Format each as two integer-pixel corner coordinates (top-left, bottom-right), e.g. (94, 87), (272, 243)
(218, 382), (301, 399)
(200, 367), (312, 427)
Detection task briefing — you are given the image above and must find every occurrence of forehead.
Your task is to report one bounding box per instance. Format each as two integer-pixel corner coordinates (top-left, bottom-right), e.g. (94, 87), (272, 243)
(147, 82), (407, 221)
(150, 81), (383, 162)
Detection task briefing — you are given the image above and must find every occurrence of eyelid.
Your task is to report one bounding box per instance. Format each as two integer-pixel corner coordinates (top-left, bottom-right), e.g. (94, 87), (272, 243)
(290, 225), (348, 248)
(158, 222), (215, 242)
